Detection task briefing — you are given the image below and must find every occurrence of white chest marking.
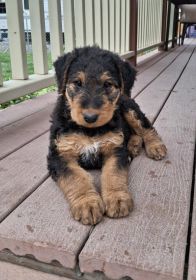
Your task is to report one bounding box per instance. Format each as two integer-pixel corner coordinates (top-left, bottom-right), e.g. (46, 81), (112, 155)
(80, 142), (100, 161)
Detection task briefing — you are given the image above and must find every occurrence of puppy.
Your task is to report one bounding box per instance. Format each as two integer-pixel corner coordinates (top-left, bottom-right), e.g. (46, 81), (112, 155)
(47, 46), (167, 225)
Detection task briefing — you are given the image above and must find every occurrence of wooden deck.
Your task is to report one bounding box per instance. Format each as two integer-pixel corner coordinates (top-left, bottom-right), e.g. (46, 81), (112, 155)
(0, 39), (196, 280)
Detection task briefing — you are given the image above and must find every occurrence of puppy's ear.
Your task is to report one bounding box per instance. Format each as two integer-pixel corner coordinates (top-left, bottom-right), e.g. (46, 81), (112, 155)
(120, 60), (137, 96)
(53, 52), (76, 94)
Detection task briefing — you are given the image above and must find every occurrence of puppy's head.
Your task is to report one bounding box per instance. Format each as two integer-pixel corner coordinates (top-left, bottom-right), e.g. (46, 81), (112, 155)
(54, 46), (136, 128)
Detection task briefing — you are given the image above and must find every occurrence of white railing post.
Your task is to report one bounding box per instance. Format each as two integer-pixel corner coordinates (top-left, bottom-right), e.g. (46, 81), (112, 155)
(109, 0), (115, 52)
(63, 0), (75, 52)
(115, 0), (121, 53)
(48, 0), (63, 62)
(137, 0), (163, 52)
(94, 0), (102, 47)
(29, 0), (48, 74)
(0, 64), (3, 87)
(125, 0), (130, 52)
(5, 0), (28, 80)
(74, 0), (86, 47)
(169, 3), (175, 40)
(102, 0), (110, 50)
(120, 0), (126, 53)
(85, 0), (94, 45)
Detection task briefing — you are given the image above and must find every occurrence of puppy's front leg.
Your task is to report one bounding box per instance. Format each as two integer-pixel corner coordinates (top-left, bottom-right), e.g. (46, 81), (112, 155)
(58, 161), (104, 225)
(101, 154), (133, 218)
(121, 96), (167, 160)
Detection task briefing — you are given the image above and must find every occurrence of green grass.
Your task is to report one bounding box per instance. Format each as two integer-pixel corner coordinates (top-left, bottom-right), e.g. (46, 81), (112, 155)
(0, 51), (55, 110)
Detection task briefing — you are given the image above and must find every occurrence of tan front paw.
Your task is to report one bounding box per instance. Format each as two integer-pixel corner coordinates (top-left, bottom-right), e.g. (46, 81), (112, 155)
(103, 191), (133, 218)
(71, 192), (105, 225)
(145, 141), (167, 160)
(128, 135), (143, 158)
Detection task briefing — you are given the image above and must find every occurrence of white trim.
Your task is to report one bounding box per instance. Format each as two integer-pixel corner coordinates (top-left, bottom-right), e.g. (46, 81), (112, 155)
(0, 71), (55, 104)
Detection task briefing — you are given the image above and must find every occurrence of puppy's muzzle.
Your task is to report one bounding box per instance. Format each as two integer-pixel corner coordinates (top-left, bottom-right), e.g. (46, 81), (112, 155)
(83, 113), (98, 123)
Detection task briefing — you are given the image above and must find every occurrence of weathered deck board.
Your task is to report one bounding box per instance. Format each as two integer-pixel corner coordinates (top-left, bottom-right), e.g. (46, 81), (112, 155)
(137, 48), (173, 74)
(79, 47), (196, 279)
(132, 43), (188, 98)
(0, 105), (54, 160)
(0, 133), (49, 221)
(135, 42), (195, 122)
(0, 92), (57, 129)
(0, 43), (191, 220)
(0, 40), (195, 279)
(188, 171), (196, 280)
(0, 178), (91, 269)
(0, 261), (71, 280)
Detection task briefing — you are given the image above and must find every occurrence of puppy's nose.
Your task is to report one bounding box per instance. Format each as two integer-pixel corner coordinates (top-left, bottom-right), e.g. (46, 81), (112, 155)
(83, 113), (98, 123)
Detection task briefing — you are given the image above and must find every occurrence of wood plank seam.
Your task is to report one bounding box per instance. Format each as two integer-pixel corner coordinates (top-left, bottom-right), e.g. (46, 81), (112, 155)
(186, 143), (196, 280)
(0, 92), (57, 130)
(137, 46), (176, 74)
(133, 40), (192, 99)
(0, 129), (49, 161)
(0, 106), (52, 130)
(0, 173), (49, 223)
(78, 42), (196, 279)
(73, 43), (196, 277)
(152, 45), (196, 124)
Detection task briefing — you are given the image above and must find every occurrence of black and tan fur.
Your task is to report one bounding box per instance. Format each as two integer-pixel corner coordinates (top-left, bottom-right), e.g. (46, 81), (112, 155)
(47, 46), (167, 225)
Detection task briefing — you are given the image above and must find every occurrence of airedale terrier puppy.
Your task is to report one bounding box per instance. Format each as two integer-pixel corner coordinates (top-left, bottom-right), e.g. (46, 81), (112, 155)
(47, 46), (167, 225)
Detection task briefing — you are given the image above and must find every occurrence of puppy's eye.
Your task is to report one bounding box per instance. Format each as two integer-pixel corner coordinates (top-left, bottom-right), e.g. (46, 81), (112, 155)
(103, 81), (113, 89)
(73, 80), (82, 87)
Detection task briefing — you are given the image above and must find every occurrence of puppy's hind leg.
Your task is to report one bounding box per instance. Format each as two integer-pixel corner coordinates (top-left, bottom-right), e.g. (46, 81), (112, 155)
(121, 96), (167, 160)
(127, 134), (143, 158)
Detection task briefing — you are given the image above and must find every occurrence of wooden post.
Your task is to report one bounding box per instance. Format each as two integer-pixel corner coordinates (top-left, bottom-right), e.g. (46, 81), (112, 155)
(129, 0), (138, 66)
(165, 0), (171, 51)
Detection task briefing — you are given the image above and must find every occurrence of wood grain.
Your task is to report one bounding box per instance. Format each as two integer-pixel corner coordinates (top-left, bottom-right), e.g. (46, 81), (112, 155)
(0, 40), (195, 279)
(132, 43), (188, 98)
(0, 133), (49, 221)
(79, 46), (196, 279)
(135, 42), (195, 122)
(0, 261), (71, 280)
(188, 171), (196, 280)
(0, 105), (54, 159)
(0, 178), (91, 269)
(137, 49), (171, 74)
(0, 92), (57, 129)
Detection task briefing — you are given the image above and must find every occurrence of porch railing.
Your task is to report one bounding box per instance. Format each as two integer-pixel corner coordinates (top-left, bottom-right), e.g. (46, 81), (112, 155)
(0, 0), (175, 104)
(137, 0), (163, 53)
